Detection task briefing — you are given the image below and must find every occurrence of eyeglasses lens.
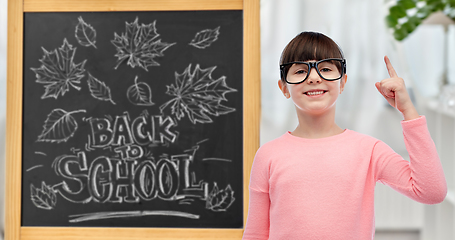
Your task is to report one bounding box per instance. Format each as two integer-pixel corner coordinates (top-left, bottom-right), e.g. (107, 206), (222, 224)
(286, 59), (342, 83)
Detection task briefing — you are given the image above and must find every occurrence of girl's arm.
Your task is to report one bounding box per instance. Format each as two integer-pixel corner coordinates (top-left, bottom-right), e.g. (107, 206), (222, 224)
(242, 189), (270, 239)
(374, 116), (447, 204)
(374, 56), (446, 203)
(243, 148), (270, 239)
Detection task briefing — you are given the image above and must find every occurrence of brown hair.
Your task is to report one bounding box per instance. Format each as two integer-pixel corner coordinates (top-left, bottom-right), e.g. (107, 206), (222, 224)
(279, 32), (345, 81)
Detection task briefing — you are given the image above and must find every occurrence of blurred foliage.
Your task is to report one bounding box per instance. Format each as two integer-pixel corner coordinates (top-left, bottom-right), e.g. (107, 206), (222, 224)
(386, 0), (455, 41)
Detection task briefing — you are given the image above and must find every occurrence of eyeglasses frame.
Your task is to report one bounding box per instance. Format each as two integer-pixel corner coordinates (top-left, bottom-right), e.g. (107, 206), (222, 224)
(280, 58), (347, 84)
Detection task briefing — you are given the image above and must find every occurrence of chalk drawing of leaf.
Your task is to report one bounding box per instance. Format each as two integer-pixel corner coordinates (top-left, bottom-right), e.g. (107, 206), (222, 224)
(31, 38), (87, 99)
(87, 73), (116, 105)
(111, 17), (176, 71)
(37, 108), (86, 143)
(189, 26), (220, 49)
(75, 16), (97, 48)
(206, 183), (235, 212)
(127, 76), (154, 106)
(30, 182), (57, 210)
(159, 64), (237, 124)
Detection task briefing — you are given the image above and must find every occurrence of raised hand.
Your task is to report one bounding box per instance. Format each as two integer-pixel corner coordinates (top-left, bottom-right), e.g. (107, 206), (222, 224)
(375, 56), (419, 120)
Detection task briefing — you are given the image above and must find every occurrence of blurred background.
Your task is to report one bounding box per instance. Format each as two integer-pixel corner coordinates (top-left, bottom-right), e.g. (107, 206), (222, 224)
(1, 0), (455, 239)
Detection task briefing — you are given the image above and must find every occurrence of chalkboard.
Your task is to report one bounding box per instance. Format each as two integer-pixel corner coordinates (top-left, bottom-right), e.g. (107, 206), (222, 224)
(21, 11), (243, 228)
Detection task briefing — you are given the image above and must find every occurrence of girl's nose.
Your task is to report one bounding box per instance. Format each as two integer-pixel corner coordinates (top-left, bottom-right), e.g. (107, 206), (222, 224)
(307, 68), (321, 84)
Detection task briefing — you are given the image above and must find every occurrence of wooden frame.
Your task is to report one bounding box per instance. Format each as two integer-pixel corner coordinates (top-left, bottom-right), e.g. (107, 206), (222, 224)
(6, 0), (260, 239)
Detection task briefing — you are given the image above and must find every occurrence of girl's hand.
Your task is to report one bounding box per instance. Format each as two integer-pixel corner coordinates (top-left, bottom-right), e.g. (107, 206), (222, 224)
(375, 56), (419, 121)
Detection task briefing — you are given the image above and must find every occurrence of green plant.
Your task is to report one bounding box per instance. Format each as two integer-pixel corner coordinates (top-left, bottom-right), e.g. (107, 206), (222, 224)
(386, 0), (455, 41)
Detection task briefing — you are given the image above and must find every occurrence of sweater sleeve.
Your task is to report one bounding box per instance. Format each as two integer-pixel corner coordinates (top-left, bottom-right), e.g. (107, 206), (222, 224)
(242, 189), (270, 239)
(243, 147), (270, 239)
(375, 116), (447, 204)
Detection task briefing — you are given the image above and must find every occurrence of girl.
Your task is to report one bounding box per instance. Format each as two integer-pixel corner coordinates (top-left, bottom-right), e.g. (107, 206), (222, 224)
(243, 32), (447, 240)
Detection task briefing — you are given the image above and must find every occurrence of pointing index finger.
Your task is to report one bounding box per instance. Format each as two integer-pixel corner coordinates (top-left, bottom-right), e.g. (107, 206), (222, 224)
(384, 55), (398, 78)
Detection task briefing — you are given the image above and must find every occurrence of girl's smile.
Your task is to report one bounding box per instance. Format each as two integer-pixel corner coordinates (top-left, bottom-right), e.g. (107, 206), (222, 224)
(304, 89), (328, 97)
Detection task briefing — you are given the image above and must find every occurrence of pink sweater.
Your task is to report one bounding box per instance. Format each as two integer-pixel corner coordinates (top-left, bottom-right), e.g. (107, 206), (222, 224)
(243, 116), (446, 240)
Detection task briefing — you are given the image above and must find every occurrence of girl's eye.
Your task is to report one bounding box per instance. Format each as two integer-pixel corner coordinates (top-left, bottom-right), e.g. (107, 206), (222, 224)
(320, 68), (332, 72)
(295, 69), (307, 74)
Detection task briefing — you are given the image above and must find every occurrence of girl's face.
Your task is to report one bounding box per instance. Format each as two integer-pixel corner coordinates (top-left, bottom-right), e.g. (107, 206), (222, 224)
(279, 60), (347, 116)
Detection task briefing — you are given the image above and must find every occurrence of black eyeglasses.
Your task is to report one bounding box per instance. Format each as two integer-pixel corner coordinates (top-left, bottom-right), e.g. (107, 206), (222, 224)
(280, 58), (346, 84)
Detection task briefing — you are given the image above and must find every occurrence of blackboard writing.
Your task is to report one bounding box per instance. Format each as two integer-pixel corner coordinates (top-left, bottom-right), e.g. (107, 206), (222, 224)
(22, 10), (243, 228)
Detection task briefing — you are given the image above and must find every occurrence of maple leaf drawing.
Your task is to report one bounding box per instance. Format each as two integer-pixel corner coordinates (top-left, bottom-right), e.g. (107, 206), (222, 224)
(159, 64), (237, 124)
(111, 17), (176, 71)
(206, 183), (235, 212)
(31, 38), (87, 99)
(31, 182), (57, 210)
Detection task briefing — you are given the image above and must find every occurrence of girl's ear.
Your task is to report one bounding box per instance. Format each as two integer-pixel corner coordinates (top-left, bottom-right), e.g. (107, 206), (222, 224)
(278, 80), (290, 98)
(340, 74), (348, 94)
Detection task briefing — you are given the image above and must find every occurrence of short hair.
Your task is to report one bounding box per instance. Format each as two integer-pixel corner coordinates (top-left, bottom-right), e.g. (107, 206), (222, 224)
(279, 32), (345, 81)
